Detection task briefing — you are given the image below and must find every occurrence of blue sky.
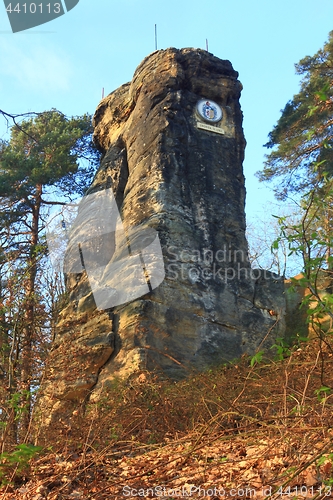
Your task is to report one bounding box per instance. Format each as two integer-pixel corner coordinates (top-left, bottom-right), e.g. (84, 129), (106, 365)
(1, 0), (333, 223)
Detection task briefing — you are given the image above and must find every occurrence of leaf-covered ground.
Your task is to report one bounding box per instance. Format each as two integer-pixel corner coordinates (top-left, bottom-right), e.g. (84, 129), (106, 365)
(2, 338), (333, 499)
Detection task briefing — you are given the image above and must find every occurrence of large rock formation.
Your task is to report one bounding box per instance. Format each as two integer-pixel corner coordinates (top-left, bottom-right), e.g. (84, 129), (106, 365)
(35, 48), (285, 432)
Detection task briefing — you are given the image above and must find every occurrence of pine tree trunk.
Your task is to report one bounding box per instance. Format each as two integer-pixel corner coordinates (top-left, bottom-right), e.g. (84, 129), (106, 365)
(19, 186), (41, 442)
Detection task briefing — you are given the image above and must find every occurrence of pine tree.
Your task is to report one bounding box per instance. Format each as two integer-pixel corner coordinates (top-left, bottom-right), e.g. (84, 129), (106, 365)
(0, 109), (100, 442)
(257, 32), (333, 334)
(258, 30), (333, 199)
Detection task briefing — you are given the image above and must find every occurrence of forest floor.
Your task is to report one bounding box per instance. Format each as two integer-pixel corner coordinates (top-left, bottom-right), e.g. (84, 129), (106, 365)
(1, 336), (333, 499)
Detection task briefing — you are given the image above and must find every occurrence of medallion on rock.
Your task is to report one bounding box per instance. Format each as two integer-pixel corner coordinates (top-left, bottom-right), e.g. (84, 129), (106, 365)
(196, 99), (223, 123)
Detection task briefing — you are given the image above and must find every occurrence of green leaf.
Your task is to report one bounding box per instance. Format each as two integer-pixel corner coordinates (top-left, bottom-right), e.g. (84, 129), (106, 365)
(250, 350), (264, 367)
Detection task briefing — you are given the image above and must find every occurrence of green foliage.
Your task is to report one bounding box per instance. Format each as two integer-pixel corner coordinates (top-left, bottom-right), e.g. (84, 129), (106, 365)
(257, 30), (333, 200)
(264, 44), (333, 328)
(314, 385), (331, 403)
(272, 182), (333, 358)
(271, 337), (292, 360)
(0, 443), (42, 485)
(0, 109), (99, 202)
(8, 390), (31, 420)
(250, 350), (264, 366)
(317, 452), (333, 467)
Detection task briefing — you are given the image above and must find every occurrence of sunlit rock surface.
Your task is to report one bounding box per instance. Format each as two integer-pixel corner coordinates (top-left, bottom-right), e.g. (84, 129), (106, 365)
(34, 48), (285, 436)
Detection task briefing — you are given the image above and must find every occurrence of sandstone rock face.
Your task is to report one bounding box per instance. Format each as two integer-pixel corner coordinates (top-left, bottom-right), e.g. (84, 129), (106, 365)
(35, 48), (285, 431)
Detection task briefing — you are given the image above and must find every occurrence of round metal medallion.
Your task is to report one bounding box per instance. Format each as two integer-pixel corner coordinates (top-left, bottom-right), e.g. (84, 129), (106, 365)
(196, 99), (223, 123)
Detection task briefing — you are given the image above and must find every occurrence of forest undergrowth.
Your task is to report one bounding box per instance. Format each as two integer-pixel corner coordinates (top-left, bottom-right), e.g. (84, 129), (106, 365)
(1, 333), (333, 499)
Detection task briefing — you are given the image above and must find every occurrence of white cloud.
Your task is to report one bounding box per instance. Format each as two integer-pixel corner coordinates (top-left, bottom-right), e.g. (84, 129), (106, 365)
(0, 38), (73, 93)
